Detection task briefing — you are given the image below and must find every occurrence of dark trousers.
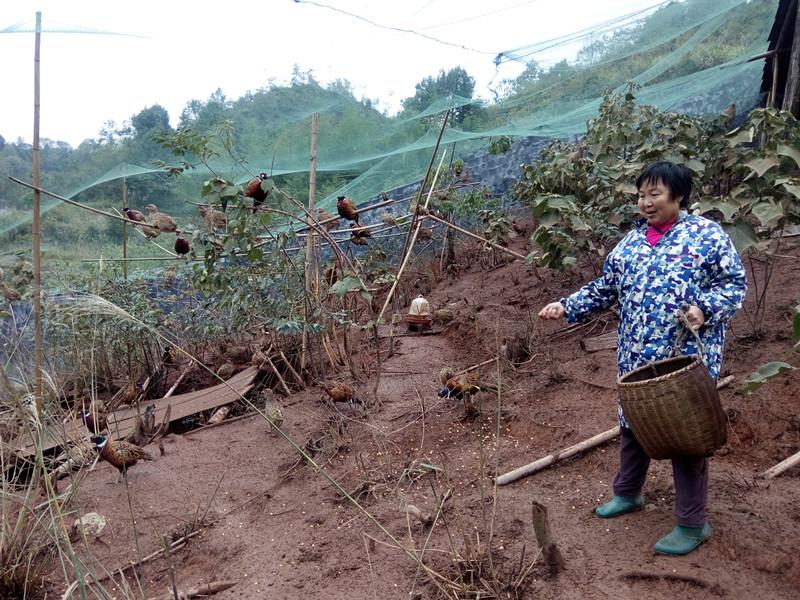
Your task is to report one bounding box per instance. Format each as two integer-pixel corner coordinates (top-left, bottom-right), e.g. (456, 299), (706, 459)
(612, 427), (708, 528)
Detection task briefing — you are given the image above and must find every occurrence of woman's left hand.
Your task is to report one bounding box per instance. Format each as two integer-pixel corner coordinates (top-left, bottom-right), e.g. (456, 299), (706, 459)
(684, 305), (706, 330)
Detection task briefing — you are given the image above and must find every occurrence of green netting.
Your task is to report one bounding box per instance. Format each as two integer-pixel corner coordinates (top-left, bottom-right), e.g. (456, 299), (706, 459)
(0, 0), (778, 243)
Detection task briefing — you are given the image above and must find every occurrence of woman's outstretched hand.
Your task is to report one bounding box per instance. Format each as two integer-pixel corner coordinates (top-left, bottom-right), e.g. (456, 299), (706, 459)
(538, 301), (566, 320)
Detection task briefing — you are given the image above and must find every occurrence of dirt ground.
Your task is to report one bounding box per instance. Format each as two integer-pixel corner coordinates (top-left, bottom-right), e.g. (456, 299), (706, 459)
(46, 230), (800, 600)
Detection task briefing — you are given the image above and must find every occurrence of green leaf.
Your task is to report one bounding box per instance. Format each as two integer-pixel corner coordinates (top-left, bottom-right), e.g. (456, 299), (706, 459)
(246, 247), (263, 262)
(777, 144), (800, 168)
(726, 126), (754, 146)
(562, 256), (577, 266)
(329, 275), (366, 297)
(220, 185), (240, 199)
(725, 222), (758, 253)
(738, 362), (797, 395)
(751, 201), (784, 226)
(359, 290), (373, 304)
(696, 198), (737, 221)
(744, 156), (780, 178)
(685, 159), (705, 173)
(793, 304), (800, 341)
(780, 182), (800, 200)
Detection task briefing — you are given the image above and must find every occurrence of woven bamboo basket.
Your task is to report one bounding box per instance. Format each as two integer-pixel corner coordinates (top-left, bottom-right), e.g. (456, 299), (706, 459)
(617, 312), (726, 459)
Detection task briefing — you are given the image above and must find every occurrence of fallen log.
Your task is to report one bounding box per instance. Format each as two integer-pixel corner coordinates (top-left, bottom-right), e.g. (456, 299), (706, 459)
(496, 426), (621, 485)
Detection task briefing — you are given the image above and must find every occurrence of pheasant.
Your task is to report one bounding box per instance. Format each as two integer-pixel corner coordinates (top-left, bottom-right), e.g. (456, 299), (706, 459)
(246, 172), (270, 212)
(91, 435), (153, 481)
(198, 204), (227, 231)
(263, 388), (284, 435)
(314, 208), (340, 231)
(320, 380), (355, 404)
(145, 203), (178, 233)
(336, 196), (359, 224)
(216, 362), (234, 380)
(81, 406), (107, 434)
(124, 206), (160, 238)
(174, 234), (191, 255)
(350, 226), (372, 246)
(438, 373), (480, 400)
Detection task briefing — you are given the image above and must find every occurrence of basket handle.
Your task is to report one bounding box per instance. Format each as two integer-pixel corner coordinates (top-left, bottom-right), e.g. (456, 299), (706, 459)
(671, 307), (704, 357)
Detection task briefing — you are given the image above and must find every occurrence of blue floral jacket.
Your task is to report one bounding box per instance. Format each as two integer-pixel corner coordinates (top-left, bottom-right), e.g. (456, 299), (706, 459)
(562, 212), (747, 427)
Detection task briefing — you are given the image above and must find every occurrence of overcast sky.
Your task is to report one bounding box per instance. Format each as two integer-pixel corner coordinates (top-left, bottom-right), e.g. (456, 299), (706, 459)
(1, 0), (663, 147)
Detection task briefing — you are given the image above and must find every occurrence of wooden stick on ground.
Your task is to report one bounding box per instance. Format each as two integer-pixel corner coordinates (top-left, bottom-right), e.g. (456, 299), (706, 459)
(497, 426), (621, 485)
(280, 350), (305, 388)
(265, 355), (292, 396)
(761, 449), (800, 479)
(148, 580), (237, 600)
(531, 500), (565, 576)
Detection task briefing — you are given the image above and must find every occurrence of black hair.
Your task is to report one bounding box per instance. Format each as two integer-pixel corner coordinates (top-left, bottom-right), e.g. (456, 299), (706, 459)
(635, 161), (693, 208)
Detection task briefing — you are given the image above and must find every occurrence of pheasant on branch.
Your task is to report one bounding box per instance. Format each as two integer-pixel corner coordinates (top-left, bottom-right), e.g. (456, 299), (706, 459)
(350, 226), (372, 246)
(174, 234), (191, 255)
(199, 204), (227, 232)
(314, 208), (340, 231)
(124, 206), (160, 238)
(145, 203), (178, 233)
(246, 172), (270, 213)
(337, 196), (359, 224)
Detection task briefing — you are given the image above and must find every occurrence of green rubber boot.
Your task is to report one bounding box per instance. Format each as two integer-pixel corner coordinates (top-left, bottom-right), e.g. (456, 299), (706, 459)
(594, 494), (644, 518)
(654, 523), (712, 555)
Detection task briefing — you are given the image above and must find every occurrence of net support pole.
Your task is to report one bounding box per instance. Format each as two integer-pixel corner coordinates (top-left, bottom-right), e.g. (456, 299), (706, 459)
(301, 112), (319, 374)
(32, 11), (43, 422)
(122, 176), (128, 280)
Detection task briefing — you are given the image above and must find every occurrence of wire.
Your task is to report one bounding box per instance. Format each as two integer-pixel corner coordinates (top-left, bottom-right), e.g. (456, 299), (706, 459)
(494, 0), (670, 64)
(291, 0), (495, 55)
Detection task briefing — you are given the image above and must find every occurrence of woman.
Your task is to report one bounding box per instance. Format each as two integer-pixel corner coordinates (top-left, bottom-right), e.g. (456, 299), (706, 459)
(539, 161), (746, 555)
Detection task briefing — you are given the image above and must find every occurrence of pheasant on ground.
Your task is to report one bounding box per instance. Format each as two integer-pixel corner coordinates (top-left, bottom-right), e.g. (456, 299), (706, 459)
(91, 435), (153, 482)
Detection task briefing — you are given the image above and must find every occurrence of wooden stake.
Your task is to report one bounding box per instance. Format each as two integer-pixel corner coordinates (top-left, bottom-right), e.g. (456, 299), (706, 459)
(301, 112), (319, 373)
(531, 500), (564, 576)
(496, 426), (621, 485)
(122, 175), (128, 280)
(32, 11), (43, 422)
(399, 108), (451, 263)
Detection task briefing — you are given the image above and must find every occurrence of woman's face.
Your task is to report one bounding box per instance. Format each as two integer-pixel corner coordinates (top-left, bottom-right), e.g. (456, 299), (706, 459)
(637, 179), (681, 226)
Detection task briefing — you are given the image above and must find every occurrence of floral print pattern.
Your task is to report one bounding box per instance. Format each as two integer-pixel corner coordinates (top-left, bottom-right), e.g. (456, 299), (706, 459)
(562, 211), (747, 427)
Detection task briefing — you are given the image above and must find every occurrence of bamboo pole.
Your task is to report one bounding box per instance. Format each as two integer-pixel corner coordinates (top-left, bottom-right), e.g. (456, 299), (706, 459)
(400, 109), (451, 263)
(496, 426), (621, 485)
(376, 154), (447, 325)
(121, 176), (128, 280)
(424, 213), (527, 261)
(301, 112), (319, 373)
(761, 449), (800, 479)
(8, 177), (165, 227)
(32, 11), (43, 420)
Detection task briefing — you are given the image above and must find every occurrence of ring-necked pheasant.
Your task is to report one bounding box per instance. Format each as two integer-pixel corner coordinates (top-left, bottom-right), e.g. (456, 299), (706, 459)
(91, 435), (153, 482)
(246, 172), (270, 212)
(336, 196), (359, 224)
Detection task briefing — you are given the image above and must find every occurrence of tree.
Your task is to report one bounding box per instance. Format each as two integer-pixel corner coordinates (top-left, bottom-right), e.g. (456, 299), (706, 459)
(131, 104), (171, 135)
(401, 66), (476, 123)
